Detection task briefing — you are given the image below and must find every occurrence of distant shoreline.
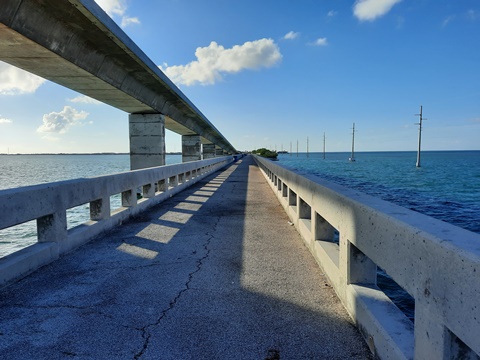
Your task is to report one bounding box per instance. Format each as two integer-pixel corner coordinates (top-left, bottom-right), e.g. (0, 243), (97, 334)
(0, 150), (478, 156)
(0, 152), (183, 156)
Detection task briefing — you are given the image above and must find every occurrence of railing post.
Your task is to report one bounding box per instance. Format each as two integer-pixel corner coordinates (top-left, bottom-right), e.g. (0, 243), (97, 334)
(90, 197), (110, 221)
(122, 189), (137, 207)
(414, 302), (450, 358)
(37, 211), (67, 244)
(158, 178), (167, 192)
(142, 183), (155, 198)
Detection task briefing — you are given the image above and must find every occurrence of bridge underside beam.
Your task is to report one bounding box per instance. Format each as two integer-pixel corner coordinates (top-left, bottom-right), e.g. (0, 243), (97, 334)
(0, 0), (236, 153)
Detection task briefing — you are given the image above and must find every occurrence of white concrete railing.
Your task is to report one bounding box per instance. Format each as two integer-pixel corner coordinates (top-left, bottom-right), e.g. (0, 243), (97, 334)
(0, 156), (236, 286)
(253, 155), (480, 360)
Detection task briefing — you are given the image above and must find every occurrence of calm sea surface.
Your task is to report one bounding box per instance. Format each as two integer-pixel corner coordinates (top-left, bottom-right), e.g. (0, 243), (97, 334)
(0, 154), (181, 257)
(278, 150), (480, 321)
(1, 151), (479, 321)
(278, 151), (480, 234)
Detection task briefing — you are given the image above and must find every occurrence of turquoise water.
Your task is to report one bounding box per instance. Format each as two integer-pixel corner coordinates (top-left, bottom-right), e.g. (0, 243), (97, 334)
(0, 154), (182, 256)
(278, 151), (480, 234)
(1, 151), (479, 321)
(278, 150), (480, 321)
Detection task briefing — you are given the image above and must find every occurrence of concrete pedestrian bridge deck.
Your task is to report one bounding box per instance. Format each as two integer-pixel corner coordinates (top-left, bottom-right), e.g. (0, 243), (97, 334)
(0, 156), (372, 359)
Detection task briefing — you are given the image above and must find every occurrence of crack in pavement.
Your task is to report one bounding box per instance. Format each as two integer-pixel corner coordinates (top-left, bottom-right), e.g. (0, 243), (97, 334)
(133, 215), (221, 360)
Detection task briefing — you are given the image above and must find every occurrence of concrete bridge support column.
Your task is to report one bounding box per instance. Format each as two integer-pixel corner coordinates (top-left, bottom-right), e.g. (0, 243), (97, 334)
(215, 146), (223, 157)
(182, 135), (201, 163)
(129, 114), (165, 170)
(202, 144), (216, 159)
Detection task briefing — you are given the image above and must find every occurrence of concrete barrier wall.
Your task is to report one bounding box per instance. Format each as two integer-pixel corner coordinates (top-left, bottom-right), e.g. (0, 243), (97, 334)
(0, 156), (236, 287)
(253, 155), (480, 360)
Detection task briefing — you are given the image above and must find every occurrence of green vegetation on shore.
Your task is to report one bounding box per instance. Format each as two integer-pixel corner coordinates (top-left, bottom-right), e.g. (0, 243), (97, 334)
(251, 148), (278, 159)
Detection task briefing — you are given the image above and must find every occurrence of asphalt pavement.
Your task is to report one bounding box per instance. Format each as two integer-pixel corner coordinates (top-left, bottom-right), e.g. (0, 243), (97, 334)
(0, 156), (372, 359)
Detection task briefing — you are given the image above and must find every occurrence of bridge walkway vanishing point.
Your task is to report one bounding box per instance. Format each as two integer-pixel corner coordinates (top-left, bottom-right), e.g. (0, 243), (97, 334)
(0, 156), (372, 359)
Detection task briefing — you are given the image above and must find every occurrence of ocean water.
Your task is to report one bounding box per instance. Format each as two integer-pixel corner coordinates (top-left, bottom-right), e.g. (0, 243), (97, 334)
(278, 150), (480, 321)
(278, 151), (480, 234)
(1, 151), (479, 321)
(0, 154), (181, 257)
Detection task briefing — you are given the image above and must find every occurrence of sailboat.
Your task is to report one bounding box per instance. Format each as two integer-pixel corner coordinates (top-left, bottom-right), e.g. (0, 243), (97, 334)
(349, 122), (356, 162)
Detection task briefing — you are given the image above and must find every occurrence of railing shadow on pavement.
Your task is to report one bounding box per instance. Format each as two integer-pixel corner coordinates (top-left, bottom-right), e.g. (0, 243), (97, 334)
(0, 156), (373, 359)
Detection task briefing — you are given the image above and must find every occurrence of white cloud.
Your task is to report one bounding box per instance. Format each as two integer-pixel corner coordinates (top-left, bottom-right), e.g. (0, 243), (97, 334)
(312, 38), (328, 46)
(284, 31), (300, 40)
(467, 9), (480, 21)
(160, 38), (282, 86)
(68, 95), (102, 104)
(121, 16), (140, 27)
(0, 62), (45, 95)
(37, 106), (89, 134)
(95, 0), (140, 28)
(95, 0), (126, 16)
(353, 0), (402, 22)
(328, 10), (338, 17)
(0, 117), (12, 124)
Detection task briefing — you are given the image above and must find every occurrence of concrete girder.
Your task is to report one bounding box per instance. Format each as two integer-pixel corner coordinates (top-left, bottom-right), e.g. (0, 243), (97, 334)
(0, 0), (236, 153)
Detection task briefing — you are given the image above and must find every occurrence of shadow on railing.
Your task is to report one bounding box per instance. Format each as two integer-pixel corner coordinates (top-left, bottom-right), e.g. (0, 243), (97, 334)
(0, 156), (239, 286)
(253, 155), (480, 360)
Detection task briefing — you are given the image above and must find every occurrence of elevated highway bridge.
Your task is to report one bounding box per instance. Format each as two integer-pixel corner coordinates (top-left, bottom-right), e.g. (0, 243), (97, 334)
(0, 0), (236, 168)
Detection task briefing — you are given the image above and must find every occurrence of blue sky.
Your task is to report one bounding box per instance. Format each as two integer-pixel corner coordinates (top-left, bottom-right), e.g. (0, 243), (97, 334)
(1, 0), (479, 153)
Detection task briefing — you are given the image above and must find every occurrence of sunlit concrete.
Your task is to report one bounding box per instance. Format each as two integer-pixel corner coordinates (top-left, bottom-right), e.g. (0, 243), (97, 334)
(0, 156), (371, 359)
(0, 0), (236, 153)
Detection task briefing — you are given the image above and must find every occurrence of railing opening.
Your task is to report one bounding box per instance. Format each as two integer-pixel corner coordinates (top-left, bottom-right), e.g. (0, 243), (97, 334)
(169, 175), (177, 189)
(449, 329), (479, 359)
(157, 179), (167, 194)
(377, 268), (415, 323)
(67, 203), (90, 229)
(315, 213), (337, 242)
(110, 193), (123, 213)
(0, 220), (37, 258)
(282, 183), (288, 198)
(289, 189), (297, 207)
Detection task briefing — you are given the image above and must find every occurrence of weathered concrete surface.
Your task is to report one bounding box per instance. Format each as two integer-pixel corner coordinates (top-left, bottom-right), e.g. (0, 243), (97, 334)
(182, 134), (201, 163)
(129, 113), (166, 169)
(0, 156), (371, 359)
(0, 0), (235, 153)
(202, 143), (216, 159)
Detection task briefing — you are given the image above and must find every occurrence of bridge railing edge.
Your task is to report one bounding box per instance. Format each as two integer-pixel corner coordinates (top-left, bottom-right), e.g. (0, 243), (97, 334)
(252, 154), (480, 360)
(0, 156), (240, 287)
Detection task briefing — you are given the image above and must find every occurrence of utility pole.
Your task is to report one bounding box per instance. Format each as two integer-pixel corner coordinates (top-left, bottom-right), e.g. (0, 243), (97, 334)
(415, 105), (426, 167)
(349, 122), (356, 162)
(323, 132), (326, 159)
(307, 136), (309, 158)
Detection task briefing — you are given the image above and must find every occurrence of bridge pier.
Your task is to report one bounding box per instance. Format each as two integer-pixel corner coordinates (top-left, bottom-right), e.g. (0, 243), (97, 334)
(129, 114), (165, 170)
(215, 146), (224, 156)
(202, 144), (216, 159)
(181, 135), (202, 163)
